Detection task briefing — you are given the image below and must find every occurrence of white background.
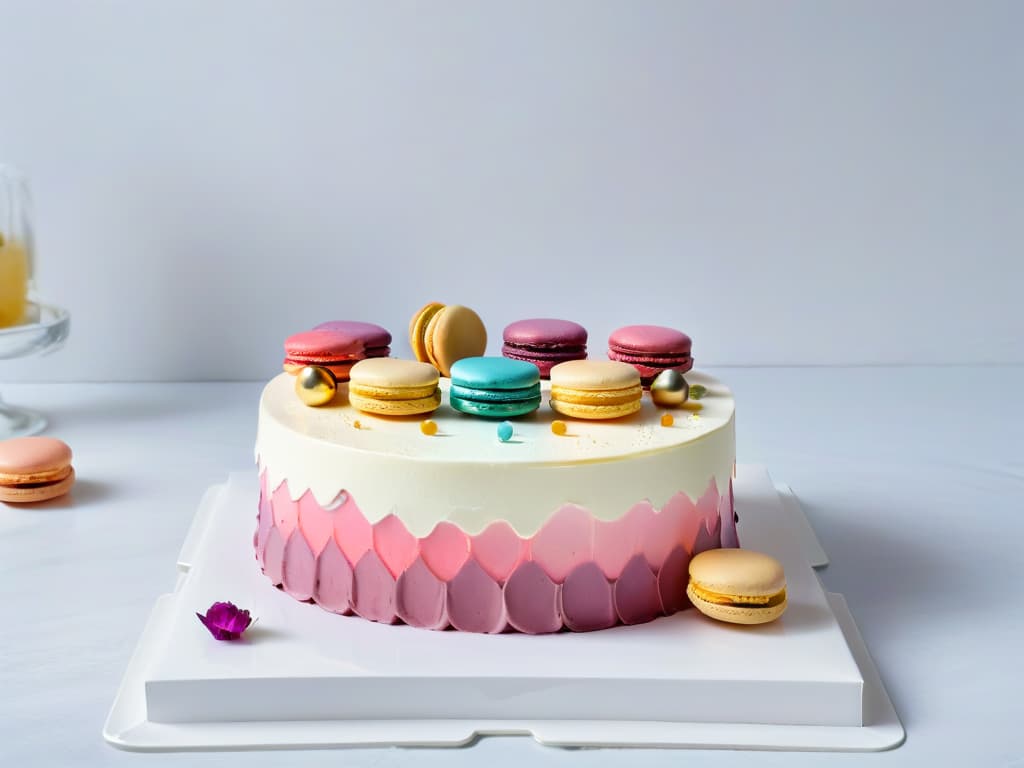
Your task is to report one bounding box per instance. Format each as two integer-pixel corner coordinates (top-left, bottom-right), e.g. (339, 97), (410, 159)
(0, 1), (1021, 382)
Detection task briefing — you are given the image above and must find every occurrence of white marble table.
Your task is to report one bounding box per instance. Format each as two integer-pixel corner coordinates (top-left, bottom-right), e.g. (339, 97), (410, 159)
(1, 366), (1021, 767)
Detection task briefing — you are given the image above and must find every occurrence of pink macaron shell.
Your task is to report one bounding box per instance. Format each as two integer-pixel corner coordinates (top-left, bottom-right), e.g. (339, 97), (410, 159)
(0, 437), (72, 475)
(314, 321), (392, 350)
(284, 329), (366, 361)
(503, 318), (588, 349)
(608, 325), (692, 356)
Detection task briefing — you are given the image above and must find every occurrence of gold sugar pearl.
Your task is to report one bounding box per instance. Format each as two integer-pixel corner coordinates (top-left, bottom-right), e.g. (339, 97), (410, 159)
(681, 401), (703, 412)
(420, 419), (438, 436)
(295, 365), (337, 407)
(660, 413), (675, 427)
(551, 420), (568, 436)
(353, 419), (362, 429)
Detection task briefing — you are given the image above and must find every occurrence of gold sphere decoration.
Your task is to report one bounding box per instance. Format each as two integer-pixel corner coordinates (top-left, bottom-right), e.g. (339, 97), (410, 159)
(295, 365), (337, 407)
(650, 369), (689, 407)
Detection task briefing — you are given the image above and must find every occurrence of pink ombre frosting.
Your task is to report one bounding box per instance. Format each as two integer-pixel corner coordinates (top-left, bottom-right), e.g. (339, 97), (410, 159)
(256, 472), (735, 634)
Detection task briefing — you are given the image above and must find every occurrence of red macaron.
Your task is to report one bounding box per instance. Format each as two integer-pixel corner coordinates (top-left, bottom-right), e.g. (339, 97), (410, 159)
(313, 321), (392, 358)
(607, 324), (693, 386)
(283, 321), (393, 381)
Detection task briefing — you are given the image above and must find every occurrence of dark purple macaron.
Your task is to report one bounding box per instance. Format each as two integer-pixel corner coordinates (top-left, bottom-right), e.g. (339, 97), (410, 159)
(314, 320), (392, 358)
(607, 324), (693, 386)
(502, 318), (588, 378)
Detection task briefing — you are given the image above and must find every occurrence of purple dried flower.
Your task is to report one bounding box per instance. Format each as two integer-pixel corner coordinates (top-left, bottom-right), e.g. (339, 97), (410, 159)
(196, 601), (253, 641)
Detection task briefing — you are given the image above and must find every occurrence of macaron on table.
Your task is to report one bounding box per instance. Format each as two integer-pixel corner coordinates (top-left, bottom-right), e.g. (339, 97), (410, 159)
(0, 436), (75, 502)
(103, 304), (903, 753)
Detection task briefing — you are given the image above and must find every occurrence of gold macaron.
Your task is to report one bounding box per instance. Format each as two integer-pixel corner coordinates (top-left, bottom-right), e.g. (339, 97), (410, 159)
(408, 302), (487, 377)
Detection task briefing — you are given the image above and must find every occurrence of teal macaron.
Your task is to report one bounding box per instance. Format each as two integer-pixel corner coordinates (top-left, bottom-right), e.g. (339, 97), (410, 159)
(448, 356), (541, 418)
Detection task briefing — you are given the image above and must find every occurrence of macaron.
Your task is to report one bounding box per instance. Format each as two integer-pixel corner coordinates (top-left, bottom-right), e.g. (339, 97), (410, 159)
(449, 356), (542, 418)
(348, 358), (441, 416)
(0, 436), (75, 503)
(313, 321), (392, 359)
(283, 329), (366, 381)
(408, 302), (487, 377)
(502, 318), (588, 378)
(608, 325), (693, 386)
(549, 360), (642, 420)
(687, 549), (787, 625)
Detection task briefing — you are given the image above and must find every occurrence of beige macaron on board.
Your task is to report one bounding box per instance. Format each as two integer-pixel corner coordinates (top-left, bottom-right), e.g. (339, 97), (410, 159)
(0, 436), (76, 503)
(348, 358), (442, 416)
(687, 548), (787, 625)
(548, 359), (643, 419)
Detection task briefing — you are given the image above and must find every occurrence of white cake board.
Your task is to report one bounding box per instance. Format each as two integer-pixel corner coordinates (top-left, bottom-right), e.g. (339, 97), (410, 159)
(104, 466), (903, 752)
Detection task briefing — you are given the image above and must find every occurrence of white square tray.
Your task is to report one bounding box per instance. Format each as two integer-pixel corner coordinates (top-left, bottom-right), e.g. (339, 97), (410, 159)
(104, 465), (903, 752)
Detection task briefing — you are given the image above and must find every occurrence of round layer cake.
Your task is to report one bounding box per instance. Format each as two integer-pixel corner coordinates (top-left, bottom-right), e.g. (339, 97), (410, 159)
(254, 370), (737, 633)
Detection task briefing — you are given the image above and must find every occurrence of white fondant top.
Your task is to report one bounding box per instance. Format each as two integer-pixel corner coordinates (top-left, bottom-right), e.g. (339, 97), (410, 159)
(256, 371), (735, 536)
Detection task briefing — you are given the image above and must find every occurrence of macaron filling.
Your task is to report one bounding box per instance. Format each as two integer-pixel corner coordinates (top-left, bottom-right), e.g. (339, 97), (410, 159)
(688, 584), (787, 608)
(350, 381), (440, 401)
(549, 384), (642, 405)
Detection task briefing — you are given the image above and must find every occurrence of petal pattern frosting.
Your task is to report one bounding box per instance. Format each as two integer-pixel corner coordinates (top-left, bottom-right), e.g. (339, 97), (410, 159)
(282, 530), (316, 601)
(471, 521), (527, 582)
(256, 472), (734, 634)
(561, 562), (616, 632)
(504, 561), (561, 634)
(374, 514), (419, 578)
(315, 537), (353, 614)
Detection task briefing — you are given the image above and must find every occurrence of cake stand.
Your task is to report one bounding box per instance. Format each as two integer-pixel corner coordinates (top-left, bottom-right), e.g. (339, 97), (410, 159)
(103, 465), (904, 753)
(0, 301), (70, 438)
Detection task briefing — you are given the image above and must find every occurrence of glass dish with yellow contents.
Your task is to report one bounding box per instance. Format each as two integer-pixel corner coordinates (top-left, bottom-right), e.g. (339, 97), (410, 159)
(0, 166), (33, 329)
(0, 165), (70, 437)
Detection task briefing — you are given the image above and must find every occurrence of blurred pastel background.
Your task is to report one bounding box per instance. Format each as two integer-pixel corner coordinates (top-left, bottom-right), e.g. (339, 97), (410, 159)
(1, 1), (1020, 381)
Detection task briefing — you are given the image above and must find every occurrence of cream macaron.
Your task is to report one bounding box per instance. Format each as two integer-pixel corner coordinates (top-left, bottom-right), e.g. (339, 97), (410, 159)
(0, 436), (76, 503)
(348, 358), (442, 416)
(687, 548), (787, 625)
(549, 359), (643, 419)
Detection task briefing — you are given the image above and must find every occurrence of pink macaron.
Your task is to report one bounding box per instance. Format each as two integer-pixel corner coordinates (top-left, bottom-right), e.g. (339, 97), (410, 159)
(283, 329), (366, 381)
(607, 325), (693, 386)
(502, 318), (588, 378)
(313, 321), (392, 358)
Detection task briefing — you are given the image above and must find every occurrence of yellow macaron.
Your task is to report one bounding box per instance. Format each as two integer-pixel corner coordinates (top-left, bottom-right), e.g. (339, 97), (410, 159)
(348, 358), (441, 416)
(408, 302), (445, 365)
(408, 302), (487, 377)
(687, 548), (787, 625)
(549, 359), (642, 419)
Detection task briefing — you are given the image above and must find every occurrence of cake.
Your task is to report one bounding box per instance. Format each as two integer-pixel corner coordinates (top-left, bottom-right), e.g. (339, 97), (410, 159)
(254, 311), (737, 634)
